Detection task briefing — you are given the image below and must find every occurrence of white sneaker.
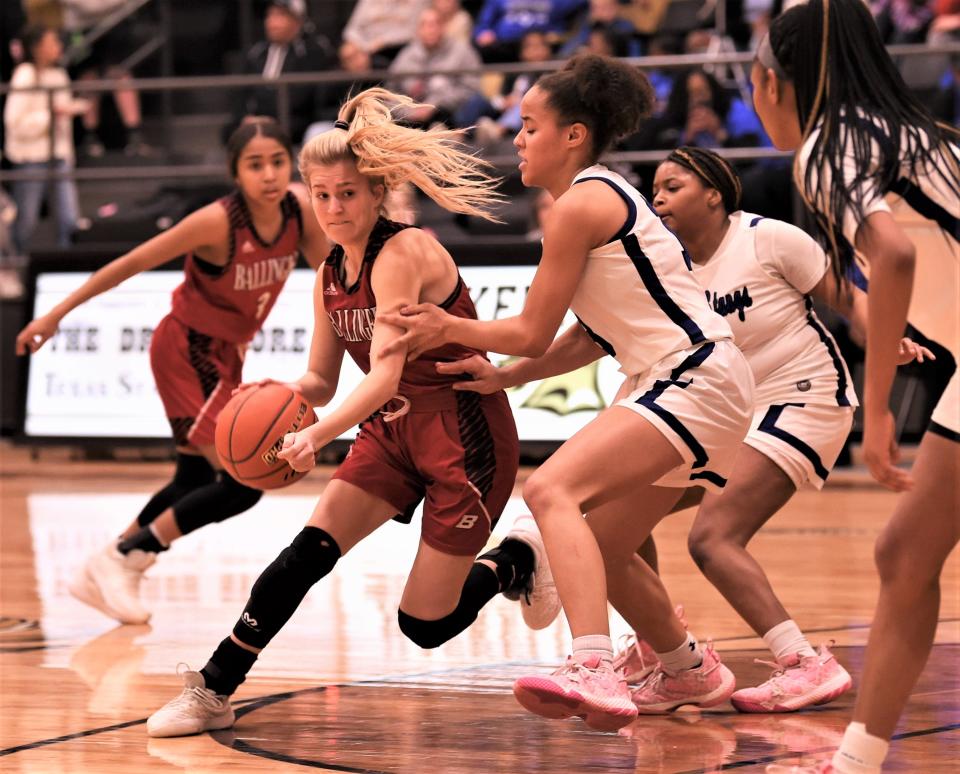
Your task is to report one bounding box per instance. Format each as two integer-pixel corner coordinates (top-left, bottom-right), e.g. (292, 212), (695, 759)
(70, 543), (155, 624)
(502, 514), (561, 630)
(147, 666), (235, 737)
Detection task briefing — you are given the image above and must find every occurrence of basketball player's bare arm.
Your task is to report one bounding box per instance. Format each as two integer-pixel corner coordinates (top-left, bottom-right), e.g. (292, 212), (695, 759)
(15, 204), (228, 354)
(380, 185), (621, 360)
(435, 323), (605, 394)
(289, 271), (347, 405)
(292, 186), (330, 270)
(278, 246), (422, 471)
(855, 211), (917, 492)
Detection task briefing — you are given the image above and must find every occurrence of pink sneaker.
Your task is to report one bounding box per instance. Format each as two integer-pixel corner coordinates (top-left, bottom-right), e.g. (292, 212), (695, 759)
(613, 605), (688, 684)
(731, 643), (852, 713)
(513, 655), (638, 732)
(613, 634), (659, 684)
(629, 642), (736, 714)
(766, 760), (833, 773)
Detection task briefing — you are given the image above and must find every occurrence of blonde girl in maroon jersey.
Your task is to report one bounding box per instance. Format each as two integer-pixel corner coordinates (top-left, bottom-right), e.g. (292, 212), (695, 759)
(15, 118), (329, 626)
(146, 88), (552, 739)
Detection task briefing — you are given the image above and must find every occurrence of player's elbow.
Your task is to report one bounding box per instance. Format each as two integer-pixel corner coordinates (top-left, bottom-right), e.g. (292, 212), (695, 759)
(878, 240), (916, 276)
(518, 331), (552, 358)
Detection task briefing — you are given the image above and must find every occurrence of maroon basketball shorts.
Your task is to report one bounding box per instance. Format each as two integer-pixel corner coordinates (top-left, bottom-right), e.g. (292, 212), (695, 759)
(333, 390), (519, 556)
(150, 314), (245, 448)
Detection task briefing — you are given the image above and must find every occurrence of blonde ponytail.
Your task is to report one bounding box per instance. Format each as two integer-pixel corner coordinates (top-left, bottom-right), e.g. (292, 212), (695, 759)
(299, 88), (504, 222)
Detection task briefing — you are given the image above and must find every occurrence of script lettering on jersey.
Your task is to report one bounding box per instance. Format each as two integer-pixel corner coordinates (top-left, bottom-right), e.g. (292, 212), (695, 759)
(328, 307), (377, 342)
(707, 286), (753, 322)
(233, 252), (298, 292)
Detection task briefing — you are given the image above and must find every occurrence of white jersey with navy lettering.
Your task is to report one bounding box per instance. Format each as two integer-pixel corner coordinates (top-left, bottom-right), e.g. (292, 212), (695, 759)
(692, 211), (858, 408)
(568, 164), (733, 377)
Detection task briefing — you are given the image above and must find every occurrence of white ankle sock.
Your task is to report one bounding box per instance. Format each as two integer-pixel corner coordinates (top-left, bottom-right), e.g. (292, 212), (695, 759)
(655, 632), (702, 673)
(831, 722), (889, 774)
(762, 619), (817, 663)
(572, 634), (613, 666)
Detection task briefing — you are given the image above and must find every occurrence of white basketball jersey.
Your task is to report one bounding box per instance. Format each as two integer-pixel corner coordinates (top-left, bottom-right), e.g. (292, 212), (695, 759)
(799, 121), (960, 358)
(693, 211), (858, 408)
(567, 164), (732, 376)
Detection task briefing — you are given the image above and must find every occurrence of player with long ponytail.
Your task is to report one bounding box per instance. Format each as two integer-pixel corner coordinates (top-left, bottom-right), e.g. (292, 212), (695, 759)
(751, 1), (960, 772)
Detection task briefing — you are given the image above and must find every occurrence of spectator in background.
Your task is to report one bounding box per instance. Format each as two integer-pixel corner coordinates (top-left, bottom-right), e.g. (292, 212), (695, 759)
(342, 0), (431, 63)
(389, 7), (482, 127)
(0, 0), (28, 161)
(225, 0), (334, 144)
(646, 67), (767, 149)
(458, 29), (553, 142)
(304, 41), (389, 140)
(932, 55), (960, 124)
(4, 25), (89, 252)
(872, 0), (934, 42)
(583, 21), (636, 56)
(433, 0), (475, 43)
(473, 0), (588, 61)
(62, 0), (155, 158)
(560, 0), (643, 57)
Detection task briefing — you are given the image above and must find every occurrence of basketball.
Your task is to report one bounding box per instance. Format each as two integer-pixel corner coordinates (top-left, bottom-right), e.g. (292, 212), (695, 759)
(215, 383), (318, 490)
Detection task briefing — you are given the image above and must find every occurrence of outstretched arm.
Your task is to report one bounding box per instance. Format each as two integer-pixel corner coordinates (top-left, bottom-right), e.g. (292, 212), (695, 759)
(436, 323), (606, 393)
(16, 205), (226, 354)
(379, 183), (623, 359)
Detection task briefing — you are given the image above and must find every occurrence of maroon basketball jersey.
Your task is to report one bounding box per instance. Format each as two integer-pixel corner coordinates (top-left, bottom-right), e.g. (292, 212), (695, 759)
(170, 190), (303, 343)
(322, 218), (487, 395)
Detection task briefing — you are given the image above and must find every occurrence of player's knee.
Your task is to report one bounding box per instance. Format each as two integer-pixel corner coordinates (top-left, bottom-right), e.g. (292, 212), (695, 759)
(687, 522), (718, 571)
(521, 472), (569, 518)
(874, 522), (938, 587)
(218, 473), (263, 517)
(397, 609), (461, 649)
(253, 527), (340, 594)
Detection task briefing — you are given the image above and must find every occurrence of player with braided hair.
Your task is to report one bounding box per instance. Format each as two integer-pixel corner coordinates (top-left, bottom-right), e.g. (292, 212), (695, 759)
(750, 0), (960, 771)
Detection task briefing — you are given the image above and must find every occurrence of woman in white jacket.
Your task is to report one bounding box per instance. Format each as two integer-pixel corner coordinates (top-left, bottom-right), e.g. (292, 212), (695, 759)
(3, 25), (88, 252)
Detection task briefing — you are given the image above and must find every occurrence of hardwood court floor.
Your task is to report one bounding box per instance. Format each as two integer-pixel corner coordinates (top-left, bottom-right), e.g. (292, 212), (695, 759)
(1, 445), (958, 773)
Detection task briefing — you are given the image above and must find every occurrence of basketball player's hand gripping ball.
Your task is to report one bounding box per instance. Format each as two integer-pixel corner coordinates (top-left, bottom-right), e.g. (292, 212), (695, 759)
(277, 429), (319, 472)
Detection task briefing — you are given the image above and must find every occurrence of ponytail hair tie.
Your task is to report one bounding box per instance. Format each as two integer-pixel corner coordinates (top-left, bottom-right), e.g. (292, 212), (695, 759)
(334, 120), (350, 130)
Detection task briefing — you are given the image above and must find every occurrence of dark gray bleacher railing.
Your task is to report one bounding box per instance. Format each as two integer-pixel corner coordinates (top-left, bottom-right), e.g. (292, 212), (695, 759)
(1, 41), (957, 185)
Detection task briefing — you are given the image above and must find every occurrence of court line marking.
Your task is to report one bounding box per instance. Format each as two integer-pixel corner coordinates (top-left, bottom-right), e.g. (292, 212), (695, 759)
(2, 642), (957, 766)
(674, 722), (960, 774)
(0, 659), (537, 759)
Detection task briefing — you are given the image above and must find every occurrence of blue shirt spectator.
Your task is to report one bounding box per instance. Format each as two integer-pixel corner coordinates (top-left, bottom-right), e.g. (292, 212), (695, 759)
(474, 0), (587, 60)
(559, 0), (643, 57)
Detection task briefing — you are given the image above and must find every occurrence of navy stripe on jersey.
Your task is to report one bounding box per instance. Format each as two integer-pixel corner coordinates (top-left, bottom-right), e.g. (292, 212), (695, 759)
(575, 314), (616, 357)
(929, 421), (960, 443)
(623, 233), (707, 346)
(804, 297), (851, 407)
(750, 216), (765, 228)
(890, 177), (960, 240)
(456, 392), (496, 500)
(633, 342), (716, 469)
(757, 403), (831, 481)
(574, 176), (638, 244)
(690, 470), (727, 487)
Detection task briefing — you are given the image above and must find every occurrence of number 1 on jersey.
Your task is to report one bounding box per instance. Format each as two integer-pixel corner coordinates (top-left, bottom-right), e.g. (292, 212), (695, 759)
(255, 291), (272, 319)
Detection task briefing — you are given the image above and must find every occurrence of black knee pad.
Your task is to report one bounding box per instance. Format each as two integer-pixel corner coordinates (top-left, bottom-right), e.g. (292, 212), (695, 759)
(213, 473), (263, 520)
(136, 453), (217, 527)
(398, 609), (465, 649)
(233, 526), (341, 649)
(397, 561), (505, 649)
(172, 473), (263, 535)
